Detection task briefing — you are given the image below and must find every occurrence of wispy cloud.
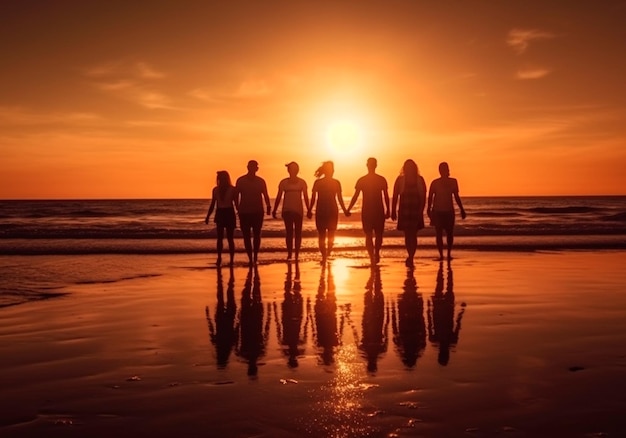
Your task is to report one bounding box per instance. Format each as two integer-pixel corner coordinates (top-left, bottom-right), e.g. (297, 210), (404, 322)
(190, 78), (273, 102)
(0, 106), (104, 126)
(86, 60), (174, 109)
(516, 67), (551, 80)
(507, 28), (556, 54)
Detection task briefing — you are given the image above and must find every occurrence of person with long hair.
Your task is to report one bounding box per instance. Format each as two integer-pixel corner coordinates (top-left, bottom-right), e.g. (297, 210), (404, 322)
(391, 159), (427, 267)
(272, 161), (310, 261)
(307, 161), (350, 262)
(205, 170), (238, 265)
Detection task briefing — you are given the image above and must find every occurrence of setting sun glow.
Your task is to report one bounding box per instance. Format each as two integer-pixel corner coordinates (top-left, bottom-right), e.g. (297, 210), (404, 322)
(326, 121), (362, 157)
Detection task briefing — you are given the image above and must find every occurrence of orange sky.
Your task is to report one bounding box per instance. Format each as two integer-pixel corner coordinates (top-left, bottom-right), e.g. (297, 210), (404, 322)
(1, 1), (626, 199)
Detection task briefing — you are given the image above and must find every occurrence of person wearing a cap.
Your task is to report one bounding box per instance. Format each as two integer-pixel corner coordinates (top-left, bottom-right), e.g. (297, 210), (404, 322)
(272, 161), (310, 261)
(235, 160), (271, 265)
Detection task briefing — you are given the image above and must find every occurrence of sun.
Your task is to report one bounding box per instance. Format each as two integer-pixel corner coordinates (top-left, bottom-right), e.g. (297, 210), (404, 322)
(325, 120), (362, 156)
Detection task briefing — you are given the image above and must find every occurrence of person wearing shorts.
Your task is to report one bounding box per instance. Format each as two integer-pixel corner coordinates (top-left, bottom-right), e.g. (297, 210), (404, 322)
(205, 170), (237, 265)
(347, 157), (390, 265)
(308, 161), (350, 262)
(427, 162), (466, 261)
(272, 161), (309, 261)
(235, 160), (271, 265)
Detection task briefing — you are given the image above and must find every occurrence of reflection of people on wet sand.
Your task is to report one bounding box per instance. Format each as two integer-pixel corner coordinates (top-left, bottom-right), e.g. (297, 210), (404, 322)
(391, 159), (427, 268)
(313, 263), (339, 365)
(347, 157), (390, 265)
(308, 161), (350, 262)
(427, 162), (466, 261)
(358, 266), (389, 373)
(427, 262), (465, 366)
(205, 171), (238, 266)
(392, 268), (426, 368)
(235, 160), (272, 265)
(236, 267), (270, 376)
(274, 262), (305, 368)
(206, 265), (238, 369)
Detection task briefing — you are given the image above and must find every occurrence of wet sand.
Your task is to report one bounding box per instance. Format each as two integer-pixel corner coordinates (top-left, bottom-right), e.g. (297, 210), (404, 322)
(1, 250), (625, 437)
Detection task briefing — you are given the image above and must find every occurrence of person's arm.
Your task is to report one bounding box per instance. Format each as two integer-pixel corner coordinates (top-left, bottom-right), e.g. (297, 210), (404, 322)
(337, 181), (350, 216)
(302, 180), (310, 213)
(308, 182), (317, 219)
(272, 184), (284, 219)
(453, 179), (466, 219)
(419, 176), (427, 214)
(383, 179), (390, 219)
(262, 180), (271, 215)
(346, 180), (360, 213)
(427, 181), (434, 218)
(205, 188), (217, 224)
(390, 178), (400, 221)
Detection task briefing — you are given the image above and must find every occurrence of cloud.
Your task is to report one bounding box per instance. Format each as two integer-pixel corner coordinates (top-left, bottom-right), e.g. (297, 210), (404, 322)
(86, 60), (175, 109)
(516, 67), (551, 80)
(507, 28), (556, 54)
(190, 78), (273, 102)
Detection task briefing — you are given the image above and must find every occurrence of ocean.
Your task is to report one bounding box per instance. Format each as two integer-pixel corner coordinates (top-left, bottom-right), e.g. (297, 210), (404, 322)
(1, 196), (625, 255)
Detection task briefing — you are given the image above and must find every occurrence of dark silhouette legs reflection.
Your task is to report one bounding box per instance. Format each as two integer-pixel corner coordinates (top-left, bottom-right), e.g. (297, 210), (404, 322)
(206, 265), (237, 369)
(427, 262), (465, 366)
(274, 262), (306, 367)
(314, 263), (339, 365)
(236, 266), (270, 377)
(392, 267), (426, 368)
(359, 266), (389, 373)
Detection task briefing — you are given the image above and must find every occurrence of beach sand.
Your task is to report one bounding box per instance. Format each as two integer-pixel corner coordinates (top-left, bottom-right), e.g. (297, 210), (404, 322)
(1, 250), (625, 437)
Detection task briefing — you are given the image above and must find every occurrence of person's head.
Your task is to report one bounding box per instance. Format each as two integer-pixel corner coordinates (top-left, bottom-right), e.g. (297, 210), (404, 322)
(314, 161), (334, 178)
(285, 161), (299, 177)
(438, 162), (450, 177)
(216, 170), (231, 187)
(247, 160), (259, 174)
(366, 157), (377, 172)
(401, 159), (418, 176)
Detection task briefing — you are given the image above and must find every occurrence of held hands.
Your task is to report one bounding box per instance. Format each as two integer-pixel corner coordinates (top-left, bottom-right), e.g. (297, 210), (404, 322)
(272, 210), (277, 219)
(266, 205), (271, 216)
(391, 212), (397, 221)
(385, 210), (390, 220)
(307, 210), (313, 219)
(461, 209), (467, 220)
(344, 208), (351, 217)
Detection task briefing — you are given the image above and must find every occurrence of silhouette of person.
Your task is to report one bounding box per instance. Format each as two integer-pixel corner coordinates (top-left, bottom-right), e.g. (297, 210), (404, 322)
(275, 262), (305, 368)
(235, 160), (271, 265)
(205, 170), (238, 266)
(206, 265), (238, 369)
(358, 266), (388, 373)
(392, 267), (426, 368)
(391, 160), (427, 268)
(427, 162), (466, 261)
(427, 262), (465, 366)
(236, 266), (269, 376)
(347, 157), (390, 265)
(308, 161), (350, 262)
(314, 262), (339, 365)
(272, 162), (310, 262)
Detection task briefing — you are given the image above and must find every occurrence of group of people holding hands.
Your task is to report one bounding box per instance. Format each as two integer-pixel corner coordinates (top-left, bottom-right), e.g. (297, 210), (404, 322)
(205, 158), (466, 267)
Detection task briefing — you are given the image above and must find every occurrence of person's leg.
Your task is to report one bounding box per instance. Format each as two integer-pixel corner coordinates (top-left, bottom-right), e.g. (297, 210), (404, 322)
(240, 214), (253, 264)
(216, 225), (224, 265)
(252, 214), (263, 264)
(283, 213), (294, 260)
(373, 221), (384, 264)
(327, 229), (335, 259)
(405, 229), (417, 266)
(294, 213), (303, 260)
(364, 227), (374, 262)
(226, 226), (235, 265)
(435, 226), (444, 260)
(318, 229), (327, 260)
(445, 226), (454, 260)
